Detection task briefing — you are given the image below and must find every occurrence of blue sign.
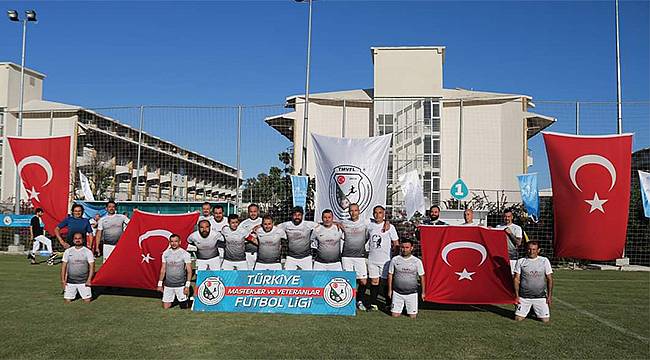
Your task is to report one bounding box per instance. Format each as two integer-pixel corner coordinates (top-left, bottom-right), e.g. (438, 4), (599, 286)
(290, 175), (309, 211)
(2, 214), (33, 227)
(450, 178), (469, 200)
(517, 173), (540, 221)
(192, 270), (356, 316)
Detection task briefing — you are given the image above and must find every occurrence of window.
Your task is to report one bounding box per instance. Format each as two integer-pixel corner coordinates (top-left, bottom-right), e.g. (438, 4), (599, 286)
(424, 100), (431, 119)
(432, 139), (440, 154)
(424, 135), (432, 154)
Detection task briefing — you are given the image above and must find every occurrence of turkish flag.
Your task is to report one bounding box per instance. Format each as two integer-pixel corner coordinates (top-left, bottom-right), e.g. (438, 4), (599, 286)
(543, 132), (632, 260)
(8, 136), (71, 234)
(419, 226), (516, 304)
(92, 210), (199, 290)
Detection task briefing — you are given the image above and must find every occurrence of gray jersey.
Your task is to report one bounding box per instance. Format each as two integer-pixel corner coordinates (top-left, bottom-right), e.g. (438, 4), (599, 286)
(162, 248), (191, 287)
(279, 220), (318, 259)
(255, 226), (287, 264)
(221, 226), (248, 262)
(62, 247), (94, 284)
(341, 219), (369, 258)
(496, 223), (523, 260)
(367, 222), (399, 264)
(240, 217), (262, 253)
(389, 255), (425, 295)
(310, 225), (343, 263)
(514, 256), (553, 298)
(188, 230), (220, 260)
(97, 214), (129, 245)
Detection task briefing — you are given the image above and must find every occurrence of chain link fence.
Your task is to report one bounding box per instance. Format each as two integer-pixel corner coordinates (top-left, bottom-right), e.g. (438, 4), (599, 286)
(0, 100), (648, 266)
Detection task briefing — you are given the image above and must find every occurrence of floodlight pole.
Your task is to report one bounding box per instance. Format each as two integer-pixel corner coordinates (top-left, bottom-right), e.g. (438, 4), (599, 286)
(13, 17), (29, 215)
(615, 0), (623, 135)
(299, 0), (313, 177)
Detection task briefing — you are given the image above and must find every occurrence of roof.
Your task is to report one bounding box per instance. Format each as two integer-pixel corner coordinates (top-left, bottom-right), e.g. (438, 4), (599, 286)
(0, 62), (47, 79)
(525, 112), (556, 139)
(9, 99), (81, 112)
(264, 112), (296, 141)
(286, 89), (373, 106)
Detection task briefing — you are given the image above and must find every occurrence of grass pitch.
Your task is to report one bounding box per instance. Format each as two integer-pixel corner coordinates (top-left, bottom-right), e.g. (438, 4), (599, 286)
(0, 255), (648, 359)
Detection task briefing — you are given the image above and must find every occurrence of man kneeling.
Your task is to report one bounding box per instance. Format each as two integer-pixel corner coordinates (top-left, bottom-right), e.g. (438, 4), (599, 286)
(157, 234), (192, 309)
(513, 241), (553, 323)
(61, 232), (95, 303)
(387, 239), (425, 319)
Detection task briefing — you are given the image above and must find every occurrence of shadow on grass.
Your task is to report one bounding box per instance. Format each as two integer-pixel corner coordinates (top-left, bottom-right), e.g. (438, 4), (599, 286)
(420, 302), (515, 320)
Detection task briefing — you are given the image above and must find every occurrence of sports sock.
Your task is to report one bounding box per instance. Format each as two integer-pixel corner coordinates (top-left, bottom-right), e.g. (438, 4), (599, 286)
(357, 283), (366, 304)
(370, 284), (380, 306)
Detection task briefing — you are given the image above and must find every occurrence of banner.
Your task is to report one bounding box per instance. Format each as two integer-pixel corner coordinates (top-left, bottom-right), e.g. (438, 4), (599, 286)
(639, 170), (650, 218)
(78, 171), (95, 201)
(516, 173), (539, 221)
(419, 225), (516, 304)
(399, 170), (426, 219)
(8, 136), (71, 234)
(312, 133), (392, 221)
(290, 175), (309, 211)
(543, 132), (632, 260)
(1, 214), (33, 227)
(77, 201), (107, 219)
(193, 270), (356, 316)
(92, 210), (198, 290)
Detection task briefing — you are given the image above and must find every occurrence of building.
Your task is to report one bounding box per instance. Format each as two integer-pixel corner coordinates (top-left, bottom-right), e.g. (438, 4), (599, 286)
(0, 62), (240, 206)
(266, 46), (555, 210)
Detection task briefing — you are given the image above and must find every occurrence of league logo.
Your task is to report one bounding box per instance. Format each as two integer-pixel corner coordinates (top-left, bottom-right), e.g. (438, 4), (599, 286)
(328, 165), (373, 219)
(197, 276), (225, 305)
(323, 277), (354, 308)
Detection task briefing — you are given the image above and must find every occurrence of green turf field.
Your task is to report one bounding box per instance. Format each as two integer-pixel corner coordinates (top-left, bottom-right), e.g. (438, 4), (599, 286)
(0, 255), (648, 359)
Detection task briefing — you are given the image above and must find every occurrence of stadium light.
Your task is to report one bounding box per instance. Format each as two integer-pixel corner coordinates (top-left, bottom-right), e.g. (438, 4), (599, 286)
(7, 9), (38, 218)
(295, 0), (314, 177)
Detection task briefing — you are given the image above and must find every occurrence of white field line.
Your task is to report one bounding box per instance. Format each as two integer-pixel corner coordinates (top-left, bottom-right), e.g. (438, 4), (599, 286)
(555, 297), (649, 343)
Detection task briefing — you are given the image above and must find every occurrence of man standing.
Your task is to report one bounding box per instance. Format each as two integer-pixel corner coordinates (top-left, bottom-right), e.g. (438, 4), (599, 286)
(157, 234), (193, 309)
(220, 214), (250, 270)
(28, 208), (52, 264)
(239, 203), (262, 269)
(211, 205), (228, 268)
(310, 209), (344, 271)
(278, 207), (318, 271)
(496, 209), (523, 272)
(198, 202), (212, 223)
(367, 205), (399, 310)
(340, 203), (370, 310)
(250, 215), (287, 270)
(188, 220), (221, 271)
(423, 205), (447, 225)
(55, 204), (94, 250)
(513, 241), (553, 323)
(61, 232), (95, 303)
(387, 239), (425, 319)
(95, 201), (129, 261)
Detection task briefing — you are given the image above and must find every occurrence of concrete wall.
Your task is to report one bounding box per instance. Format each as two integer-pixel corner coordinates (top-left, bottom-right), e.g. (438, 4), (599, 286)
(0, 64), (44, 109)
(373, 47), (444, 98)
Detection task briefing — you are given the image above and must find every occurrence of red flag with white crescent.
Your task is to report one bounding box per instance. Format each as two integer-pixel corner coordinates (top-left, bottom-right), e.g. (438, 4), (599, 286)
(7, 136), (71, 234)
(419, 226), (516, 304)
(92, 210), (199, 290)
(543, 132), (632, 260)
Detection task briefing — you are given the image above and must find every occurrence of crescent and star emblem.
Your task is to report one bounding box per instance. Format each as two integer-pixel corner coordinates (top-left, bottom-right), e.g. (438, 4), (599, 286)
(569, 154), (616, 214)
(138, 229), (172, 263)
(16, 156), (54, 202)
(441, 241), (487, 281)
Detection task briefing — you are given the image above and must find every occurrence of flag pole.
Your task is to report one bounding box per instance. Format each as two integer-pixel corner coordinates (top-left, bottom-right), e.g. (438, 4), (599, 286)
(614, 0), (628, 266)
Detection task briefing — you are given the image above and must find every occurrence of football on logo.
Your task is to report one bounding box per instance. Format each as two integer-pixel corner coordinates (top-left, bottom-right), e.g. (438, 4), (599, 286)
(329, 165), (373, 219)
(323, 277), (354, 308)
(197, 276), (225, 306)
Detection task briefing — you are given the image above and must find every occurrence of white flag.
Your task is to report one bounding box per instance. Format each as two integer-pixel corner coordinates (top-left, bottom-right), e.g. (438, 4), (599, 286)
(399, 170), (425, 219)
(639, 170), (650, 218)
(312, 133), (392, 222)
(78, 171), (95, 201)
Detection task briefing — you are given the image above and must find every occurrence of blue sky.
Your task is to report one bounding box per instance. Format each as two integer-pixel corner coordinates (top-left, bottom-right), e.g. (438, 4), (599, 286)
(1, 1), (648, 186)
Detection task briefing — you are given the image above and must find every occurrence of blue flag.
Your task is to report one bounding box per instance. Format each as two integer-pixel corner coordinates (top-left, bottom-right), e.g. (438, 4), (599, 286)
(517, 173), (539, 222)
(639, 170), (650, 218)
(77, 201), (107, 219)
(290, 175), (309, 211)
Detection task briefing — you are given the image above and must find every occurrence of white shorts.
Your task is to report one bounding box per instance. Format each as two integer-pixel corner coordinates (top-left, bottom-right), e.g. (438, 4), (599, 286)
(221, 260), (249, 270)
(196, 256), (221, 271)
(510, 259), (517, 275)
(32, 235), (53, 254)
(391, 291), (418, 315)
(368, 260), (390, 279)
(246, 252), (257, 269)
(342, 257), (368, 279)
(515, 297), (550, 319)
(254, 263), (282, 271)
(313, 261), (343, 271)
(64, 283), (92, 300)
(103, 244), (116, 260)
(285, 256), (313, 270)
(162, 286), (188, 303)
